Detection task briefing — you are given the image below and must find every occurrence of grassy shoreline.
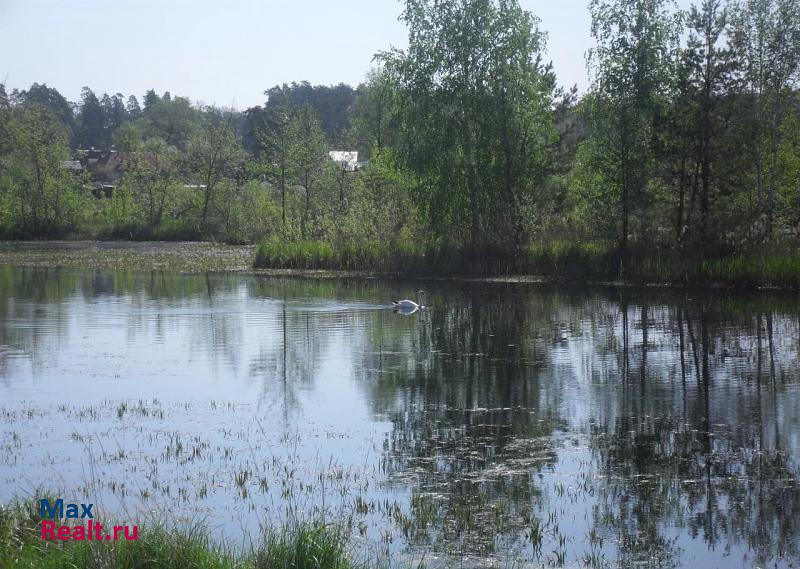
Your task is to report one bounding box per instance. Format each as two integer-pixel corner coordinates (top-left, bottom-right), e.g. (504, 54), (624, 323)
(0, 239), (799, 291)
(253, 238), (800, 290)
(0, 498), (358, 569)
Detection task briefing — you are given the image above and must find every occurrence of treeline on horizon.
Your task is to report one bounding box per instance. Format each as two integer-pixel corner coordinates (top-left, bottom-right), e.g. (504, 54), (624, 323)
(1, 0), (799, 282)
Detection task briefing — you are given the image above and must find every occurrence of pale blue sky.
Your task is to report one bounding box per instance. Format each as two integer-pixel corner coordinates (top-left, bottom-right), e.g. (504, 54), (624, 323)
(0, 0), (693, 109)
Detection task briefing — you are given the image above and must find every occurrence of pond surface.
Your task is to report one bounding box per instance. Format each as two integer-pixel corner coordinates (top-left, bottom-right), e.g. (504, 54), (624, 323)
(1, 266), (799, 568)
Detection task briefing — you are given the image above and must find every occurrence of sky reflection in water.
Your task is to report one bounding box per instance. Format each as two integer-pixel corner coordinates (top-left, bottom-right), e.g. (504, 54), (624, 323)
(0, 267), (798, 568)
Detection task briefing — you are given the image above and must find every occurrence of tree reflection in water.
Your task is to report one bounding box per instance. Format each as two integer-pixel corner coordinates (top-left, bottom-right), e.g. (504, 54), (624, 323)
(0, 269), (798, 567)
(355, 286), (800, 566)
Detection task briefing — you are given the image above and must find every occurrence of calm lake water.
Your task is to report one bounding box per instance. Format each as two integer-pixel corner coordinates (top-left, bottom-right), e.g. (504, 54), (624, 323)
(1, 266), (799, 568)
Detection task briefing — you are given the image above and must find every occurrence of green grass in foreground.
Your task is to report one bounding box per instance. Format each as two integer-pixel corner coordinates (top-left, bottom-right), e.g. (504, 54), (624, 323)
(0, 499), (356, 569)
(254, 237), (800, 287)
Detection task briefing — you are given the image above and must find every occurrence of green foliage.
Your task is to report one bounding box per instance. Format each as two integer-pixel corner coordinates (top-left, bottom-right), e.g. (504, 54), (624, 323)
(187, 109), (246, 229)
(127, 137), (183, 228)
(0, 106), (91, 237)
(141, 95), (199, 150)
(256, 238), (376, 271)
(586, 0), (682, 255)
(567, 123), (620, 238)
(728, 0), (800, 234)
(10, 83), (76, 141)
(78, 87), (110, 149)
(1, 0), (800, 282)
(350, 68), (398, 158)
(113, 121), (146, 151)
(286, 104), (328, 239)
(380, 0), (556, 253)
(777, 104), (800, 229)
(262, 82), (356, 145)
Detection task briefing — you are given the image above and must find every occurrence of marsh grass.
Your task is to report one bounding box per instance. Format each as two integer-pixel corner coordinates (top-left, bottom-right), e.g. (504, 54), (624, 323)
(255, 236), (800, 287)
(254, 238), (519, 276)
(255, 524), (354, 569)
(254, 237), (433, 273)
(524, 240), (620, 279)
(0, 498), (354, 569)
(522, 239), (800, 288)
(616, 243), (800, 288)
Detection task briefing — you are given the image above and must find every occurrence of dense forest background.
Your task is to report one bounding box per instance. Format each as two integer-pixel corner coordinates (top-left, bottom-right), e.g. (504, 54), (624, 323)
(1, 0), (799, 280)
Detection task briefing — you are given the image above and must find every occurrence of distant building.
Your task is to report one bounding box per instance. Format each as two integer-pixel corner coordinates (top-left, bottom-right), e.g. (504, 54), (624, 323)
(80, 150), (128, 188)
(60, 149), (129, 198)
(90, 182), (115, 199)
(61, 160), (83, 172)
(328, 151), (359, 172)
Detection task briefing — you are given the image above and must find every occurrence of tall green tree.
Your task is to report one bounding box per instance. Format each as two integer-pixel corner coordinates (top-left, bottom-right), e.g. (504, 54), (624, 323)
(187, 108), (243, 230)
(381, 0), (555, 259)
(287, 104), (327, 239)
(126, 138), (181, 229)
(15, 84), (75, 135)
(687, 1), (728, 239)
(663, 43), (699, 243)
(103, 93), (130, 137)
(728, 0), (800, 235)
(143, 89), (160, 112)
(143, 95), (197, 149)
(2, 107), (87, 236)
(350, 68), (398, 158)
(78, 87), (108, 148)
(586, 0), (681, 258)
(257, 103), (293, 232)
(126, 95), (142, 119)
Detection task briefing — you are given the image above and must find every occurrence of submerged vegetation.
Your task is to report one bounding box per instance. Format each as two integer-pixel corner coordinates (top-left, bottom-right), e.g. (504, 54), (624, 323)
(1, 0), (800, 284)
(0, 241), (256, 272)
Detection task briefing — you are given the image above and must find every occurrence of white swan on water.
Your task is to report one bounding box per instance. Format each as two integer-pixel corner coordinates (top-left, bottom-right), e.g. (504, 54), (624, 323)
(392, 290), (426, 314)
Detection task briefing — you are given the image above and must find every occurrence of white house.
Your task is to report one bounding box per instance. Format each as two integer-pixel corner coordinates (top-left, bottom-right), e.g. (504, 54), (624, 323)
(328, 151), (359, 172)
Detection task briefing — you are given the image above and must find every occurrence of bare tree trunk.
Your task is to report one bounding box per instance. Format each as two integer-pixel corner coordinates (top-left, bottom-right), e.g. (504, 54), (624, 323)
(700, 103), (711, 240)
(700, 21), (714, 241)
(302, 172), (311, 239)
(463, 113), (479, 258)
(499, 92), (524, 268)
(676, 154), (688, 243)
(280, 164), (286, 232)
(620, 126), (630, 272)
(339, 167), (346, 211)
(687, 154), (701, 239)
(766, 105), (781, 237)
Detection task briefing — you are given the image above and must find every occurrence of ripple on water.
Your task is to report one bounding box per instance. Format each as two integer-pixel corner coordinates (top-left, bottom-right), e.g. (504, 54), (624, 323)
(0, 268), (798, 568)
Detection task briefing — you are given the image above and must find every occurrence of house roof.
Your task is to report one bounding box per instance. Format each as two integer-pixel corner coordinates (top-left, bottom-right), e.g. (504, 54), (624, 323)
(84, 150), (129, 184)
(62, 160), (83, 171)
